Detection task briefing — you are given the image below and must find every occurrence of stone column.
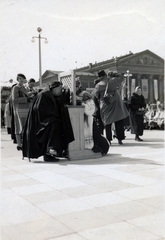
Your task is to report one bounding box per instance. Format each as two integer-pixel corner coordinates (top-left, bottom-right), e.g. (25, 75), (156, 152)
(159, 76), (164, 103)
(130, 74), (137, 96)
(137, 74), (141, 87)
(149, 75), (154, 103)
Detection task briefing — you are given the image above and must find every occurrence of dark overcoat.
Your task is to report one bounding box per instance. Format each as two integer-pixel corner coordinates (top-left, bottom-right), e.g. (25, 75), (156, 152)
(128, 93), (146, 135)
(22, 89), (74, 159)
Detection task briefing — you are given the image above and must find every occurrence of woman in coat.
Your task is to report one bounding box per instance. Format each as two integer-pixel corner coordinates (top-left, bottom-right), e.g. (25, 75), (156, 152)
(128, 86), (146, 141)
(4, 99), (11, 134)
(11, 73), (33, 150)
(94, 70), (129, 145)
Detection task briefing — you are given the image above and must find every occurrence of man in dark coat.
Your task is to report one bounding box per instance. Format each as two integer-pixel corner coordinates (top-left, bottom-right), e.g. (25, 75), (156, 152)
(22, 81), (74, 161)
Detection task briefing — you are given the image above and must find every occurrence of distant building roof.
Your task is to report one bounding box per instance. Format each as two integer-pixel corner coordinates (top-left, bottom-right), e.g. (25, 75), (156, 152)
(75, 49), (164, 72)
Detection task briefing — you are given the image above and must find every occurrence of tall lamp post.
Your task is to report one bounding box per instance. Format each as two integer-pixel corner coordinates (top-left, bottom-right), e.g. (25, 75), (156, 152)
(31, 27), (48, 89)
(124, 70), (132, 99)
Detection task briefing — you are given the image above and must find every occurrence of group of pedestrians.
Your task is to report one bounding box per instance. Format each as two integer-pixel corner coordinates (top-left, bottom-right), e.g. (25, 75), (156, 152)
(6, 74), (74, 161)
(5, 70), (148, 162)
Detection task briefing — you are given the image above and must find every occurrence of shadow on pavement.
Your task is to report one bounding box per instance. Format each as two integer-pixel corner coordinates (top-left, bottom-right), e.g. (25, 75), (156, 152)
(120, 142), (164, 149)
(29, 153), (163, 167)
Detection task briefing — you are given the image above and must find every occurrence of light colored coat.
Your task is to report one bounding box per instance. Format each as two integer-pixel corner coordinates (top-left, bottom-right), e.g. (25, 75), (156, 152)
(12, 85), (30, 134)
(4, 102), (11, 128)
(95, 75), (129, 126)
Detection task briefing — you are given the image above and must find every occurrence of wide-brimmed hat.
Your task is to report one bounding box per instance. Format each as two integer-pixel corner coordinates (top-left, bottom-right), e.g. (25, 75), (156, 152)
(98, 70), (106, 77)
(49, 81), (62, 89)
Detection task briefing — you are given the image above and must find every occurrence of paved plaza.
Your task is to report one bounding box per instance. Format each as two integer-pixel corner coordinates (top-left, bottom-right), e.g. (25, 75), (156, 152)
(1, 128), (164, 240)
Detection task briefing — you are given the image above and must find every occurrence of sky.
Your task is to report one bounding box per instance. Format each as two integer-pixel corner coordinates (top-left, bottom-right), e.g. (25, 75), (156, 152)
(1, 0), (165, 86)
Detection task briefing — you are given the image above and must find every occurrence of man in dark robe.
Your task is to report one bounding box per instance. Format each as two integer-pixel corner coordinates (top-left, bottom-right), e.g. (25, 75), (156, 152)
(22, 81), (74, 161)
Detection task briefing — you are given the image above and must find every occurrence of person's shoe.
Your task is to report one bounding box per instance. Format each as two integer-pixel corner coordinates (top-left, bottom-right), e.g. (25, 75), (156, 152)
(49, 149), (63, 157)
(17, 146), (22, 151)
(138, 137), (143, 141)
(49, 149), (57, 156)
(118, 140), (123, 145)
(44, 154), (60, 162)
(62, 149), (69, 158)
(135, 137), (143, 142)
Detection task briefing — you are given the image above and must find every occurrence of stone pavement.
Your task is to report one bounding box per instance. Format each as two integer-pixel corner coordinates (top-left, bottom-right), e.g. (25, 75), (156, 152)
(0, 128), (164, 240)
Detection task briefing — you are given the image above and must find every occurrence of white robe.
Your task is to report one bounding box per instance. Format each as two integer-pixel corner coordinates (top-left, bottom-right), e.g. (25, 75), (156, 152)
(82, 99), (95, 149)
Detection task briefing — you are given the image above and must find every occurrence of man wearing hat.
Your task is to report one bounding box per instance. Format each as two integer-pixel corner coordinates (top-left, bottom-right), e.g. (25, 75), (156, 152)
(26, 78), (36, 90)
(22, 81), (74, 161)
(26, 78), (37, 93)
(26, 78), (38, 103)
(94, 70), (129, 145)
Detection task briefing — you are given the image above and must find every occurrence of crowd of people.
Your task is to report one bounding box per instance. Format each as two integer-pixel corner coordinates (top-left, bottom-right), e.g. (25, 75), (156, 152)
(144, 101), (164, 130)
(3, 71), (164, 162)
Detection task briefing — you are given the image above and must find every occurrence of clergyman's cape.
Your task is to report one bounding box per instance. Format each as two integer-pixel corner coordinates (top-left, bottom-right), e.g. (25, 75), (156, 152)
(22, 89), (74, 159)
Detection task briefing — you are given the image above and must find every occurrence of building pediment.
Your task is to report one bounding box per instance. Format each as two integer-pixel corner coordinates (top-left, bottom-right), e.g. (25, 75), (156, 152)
(118, 50), (164, 67)
(126, 54), (162, 66)
(42, 70), (63, 79)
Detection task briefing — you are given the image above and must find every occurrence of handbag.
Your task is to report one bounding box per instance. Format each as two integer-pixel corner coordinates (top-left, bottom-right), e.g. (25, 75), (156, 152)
(136, 110), (145, 115)
(103, 79), (117, 104)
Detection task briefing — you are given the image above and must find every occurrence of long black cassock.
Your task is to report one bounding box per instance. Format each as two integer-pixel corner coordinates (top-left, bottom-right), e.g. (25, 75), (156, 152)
(22, 89), (74, 159)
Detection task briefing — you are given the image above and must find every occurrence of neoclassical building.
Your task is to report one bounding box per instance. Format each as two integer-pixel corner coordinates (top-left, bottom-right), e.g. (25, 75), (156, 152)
(75, 49), (164, 104)
(35, 70), (62, 88)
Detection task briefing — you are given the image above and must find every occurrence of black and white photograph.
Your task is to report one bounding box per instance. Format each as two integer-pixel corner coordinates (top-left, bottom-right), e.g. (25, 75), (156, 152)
(1, 0), (164, 239)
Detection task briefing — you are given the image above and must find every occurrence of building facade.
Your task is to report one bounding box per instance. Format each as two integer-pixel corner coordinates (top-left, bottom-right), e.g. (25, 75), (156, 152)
(76, 50), (164, 104)
(34, 70), (62, 89)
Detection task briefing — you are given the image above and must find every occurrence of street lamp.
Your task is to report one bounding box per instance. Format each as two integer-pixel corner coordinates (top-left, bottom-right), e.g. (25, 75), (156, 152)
(124, 70), (132, 99)
(1, 79), (14, 84)
(31, 27), (48, 89)
(1, 79), (17, 86)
